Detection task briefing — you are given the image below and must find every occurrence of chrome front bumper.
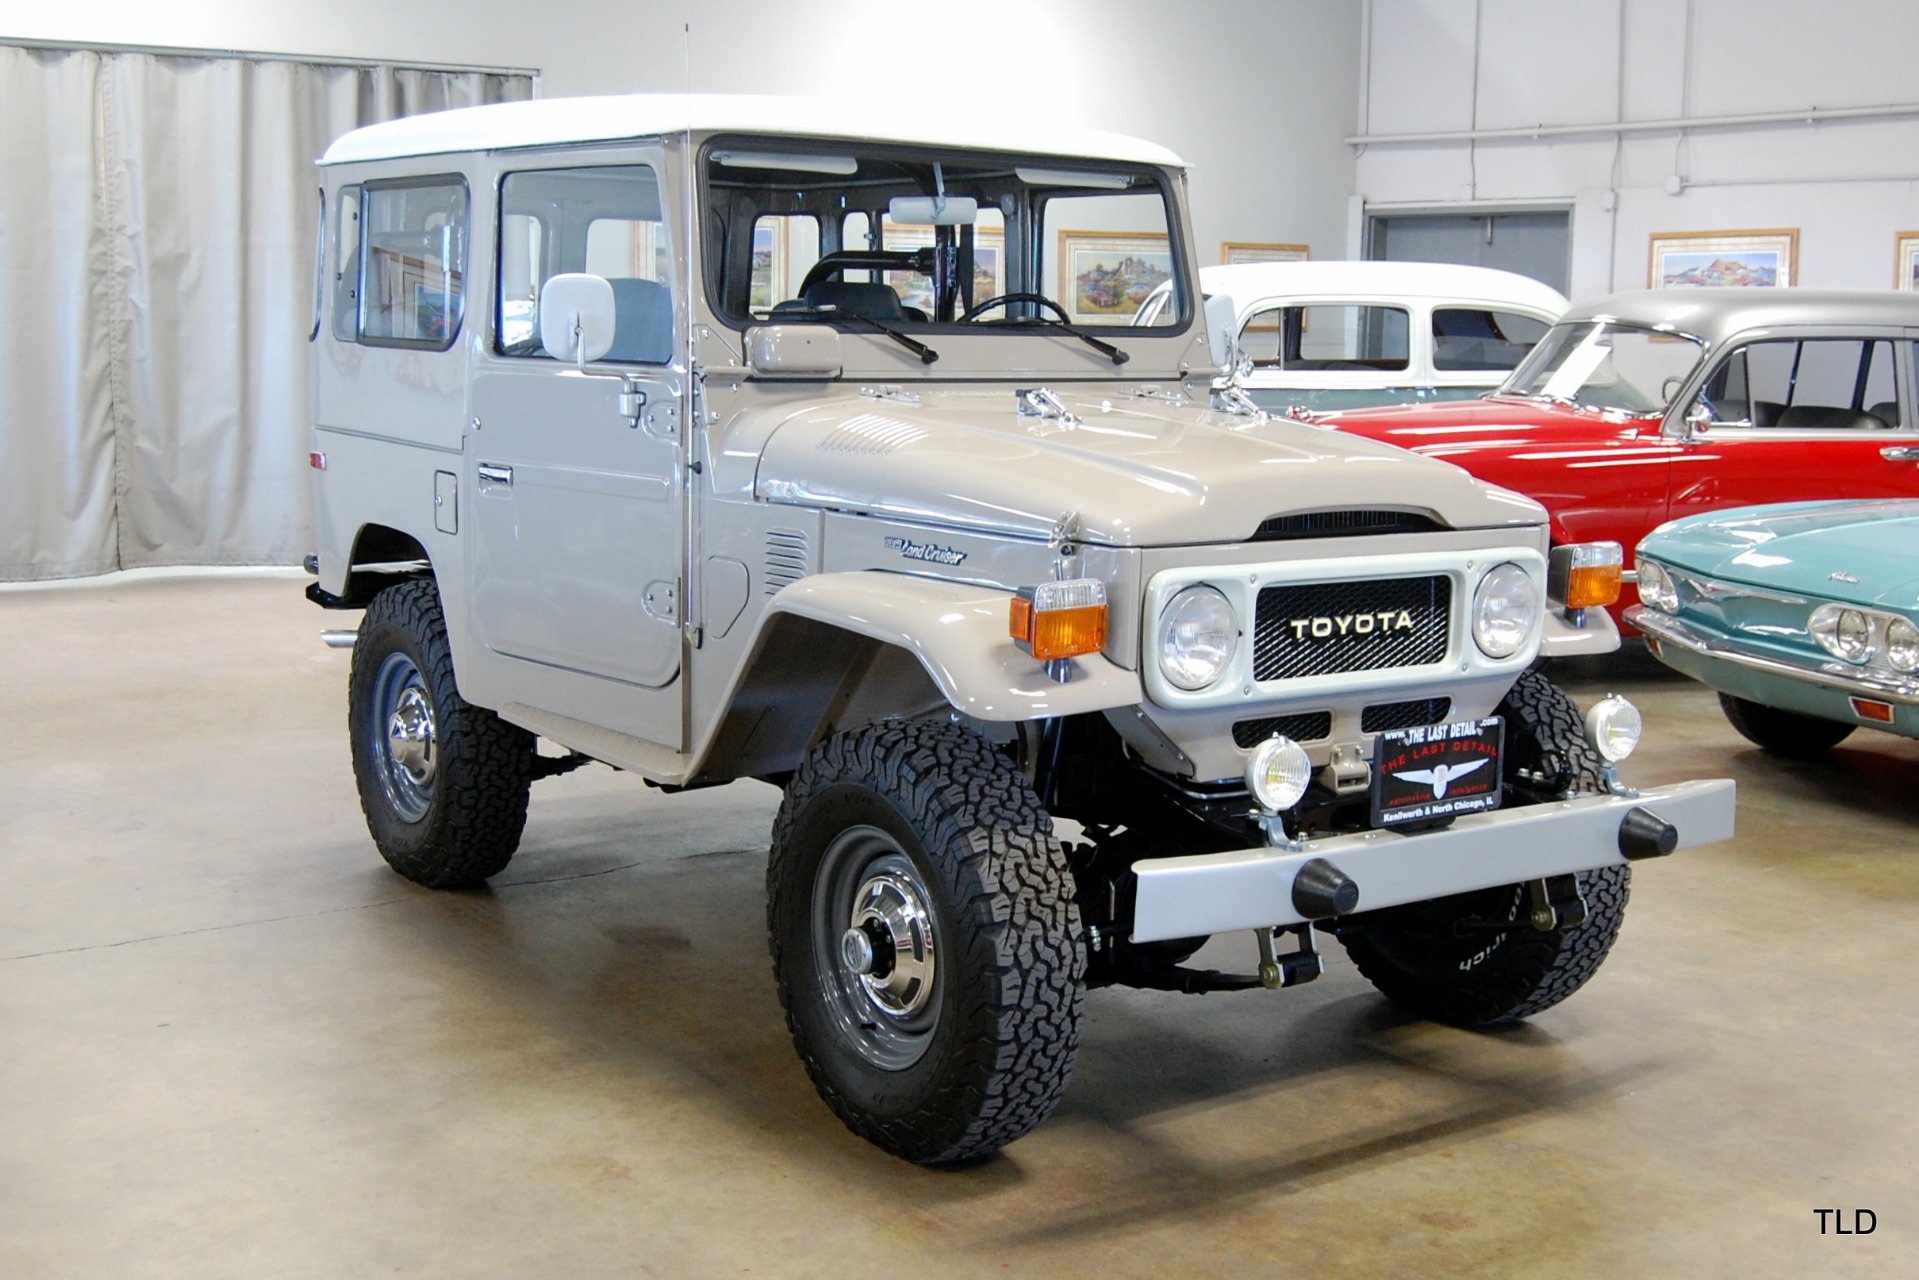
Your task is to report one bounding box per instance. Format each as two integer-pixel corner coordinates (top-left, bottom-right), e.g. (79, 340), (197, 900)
(1628, 606), (1919, 705)
(1130, 778), (1736, 943)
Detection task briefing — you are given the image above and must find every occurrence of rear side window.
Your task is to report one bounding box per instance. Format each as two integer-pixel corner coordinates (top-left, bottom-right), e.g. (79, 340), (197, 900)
(1708, 338), (1901, 429)
(329, 185), (361, 342)
(357, 178), (468, 349)
(497, 163), (672, 364)
(1431, 308), (1551, 371)
(1241, 304), (1410, 372)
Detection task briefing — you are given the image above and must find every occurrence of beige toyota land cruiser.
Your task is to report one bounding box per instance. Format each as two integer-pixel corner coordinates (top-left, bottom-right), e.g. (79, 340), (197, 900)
(306, 94), (1735, 1164)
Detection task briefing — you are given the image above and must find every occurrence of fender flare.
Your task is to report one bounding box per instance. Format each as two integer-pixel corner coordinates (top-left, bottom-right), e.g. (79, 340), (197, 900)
(761, 571), (1142, 721)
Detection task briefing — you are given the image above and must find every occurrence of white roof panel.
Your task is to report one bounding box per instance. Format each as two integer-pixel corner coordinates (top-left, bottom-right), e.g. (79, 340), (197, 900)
(321, 93), (1186, 167)
(1199, 261), (1569, 312)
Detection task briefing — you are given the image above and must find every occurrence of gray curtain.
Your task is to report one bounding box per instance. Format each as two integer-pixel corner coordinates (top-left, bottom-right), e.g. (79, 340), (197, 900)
(0, 46), (533, 581)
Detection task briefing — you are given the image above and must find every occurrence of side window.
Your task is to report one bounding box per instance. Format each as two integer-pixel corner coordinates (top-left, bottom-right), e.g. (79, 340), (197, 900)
(1723, 339), (1900, 429)
(1241, 305), (1410, 372)
(497, 163), (671, 364)
(1042, 193), (1178, 327)
(1431, 308), (1551, 371)
(747, 214), (821, 315)
(360, 179), (467, 349)
(330, 184), (361, 342)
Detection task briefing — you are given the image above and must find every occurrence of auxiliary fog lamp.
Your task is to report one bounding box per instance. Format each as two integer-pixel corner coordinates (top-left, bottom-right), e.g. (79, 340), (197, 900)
(1548, 541), (1625, 610)
(1009, 578), (1108, 662)
(1245, 735), (1314, 812)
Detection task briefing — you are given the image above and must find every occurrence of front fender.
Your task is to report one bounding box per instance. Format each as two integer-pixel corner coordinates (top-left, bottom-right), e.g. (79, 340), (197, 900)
(765, 571), (1142, 721)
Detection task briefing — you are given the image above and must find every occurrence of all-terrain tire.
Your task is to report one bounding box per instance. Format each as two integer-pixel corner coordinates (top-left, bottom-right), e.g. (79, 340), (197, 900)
(1336, 670), (1632, 1026)
(1718, 692), (1855, 756)
(766, 719), (1085, 1163)
(347, 579), (535, 887)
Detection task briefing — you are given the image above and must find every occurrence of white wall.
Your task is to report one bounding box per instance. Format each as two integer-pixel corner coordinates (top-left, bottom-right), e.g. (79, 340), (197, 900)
(1356, 0), (1919, 300)
(0, 0), (1362, 270)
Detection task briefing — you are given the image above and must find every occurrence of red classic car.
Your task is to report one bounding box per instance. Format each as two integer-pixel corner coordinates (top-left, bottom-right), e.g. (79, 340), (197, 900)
(1317, 288), (1919, 621)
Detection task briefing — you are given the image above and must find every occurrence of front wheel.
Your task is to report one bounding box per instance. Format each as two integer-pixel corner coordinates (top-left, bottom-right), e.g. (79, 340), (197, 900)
(766, 720), (1085, 1163)
(347, 579), (535, 887)
(1336, 670), (1632, 1026)
(1718, 693), (1855, 756)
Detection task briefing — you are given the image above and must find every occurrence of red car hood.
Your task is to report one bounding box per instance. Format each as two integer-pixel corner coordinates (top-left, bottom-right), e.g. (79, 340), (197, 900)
(1315, 398), (1661, 458)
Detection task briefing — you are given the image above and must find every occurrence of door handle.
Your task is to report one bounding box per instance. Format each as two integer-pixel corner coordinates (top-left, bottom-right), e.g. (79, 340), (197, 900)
(477, 462), (514, 487)
(1880, 446), (1919, 462)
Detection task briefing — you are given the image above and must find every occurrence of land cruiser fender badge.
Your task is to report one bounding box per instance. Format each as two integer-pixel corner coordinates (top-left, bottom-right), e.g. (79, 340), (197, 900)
(1286, 610), (1417, 641)
(885, 536), (967, 567)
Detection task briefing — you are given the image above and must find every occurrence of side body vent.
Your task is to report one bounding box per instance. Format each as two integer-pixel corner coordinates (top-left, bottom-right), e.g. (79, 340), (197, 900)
(764, 528), (810, 594)
(1252, 510), (1448, 541)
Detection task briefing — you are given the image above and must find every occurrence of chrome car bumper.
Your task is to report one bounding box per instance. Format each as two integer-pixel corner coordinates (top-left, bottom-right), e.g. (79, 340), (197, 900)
(1627, 606), (1919, 705)
(1130, 778), (1736, 942)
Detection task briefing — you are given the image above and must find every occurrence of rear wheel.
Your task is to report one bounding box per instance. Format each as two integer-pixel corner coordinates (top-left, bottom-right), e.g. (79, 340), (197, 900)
(1336, 670), (1632, 1026)
(347, 579), (535, 887)
(767, 720), (1084, 1163)
(1718, 693), (1855, 756)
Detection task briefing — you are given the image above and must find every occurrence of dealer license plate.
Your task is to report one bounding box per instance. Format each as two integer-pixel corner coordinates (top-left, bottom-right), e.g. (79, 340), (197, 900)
(1370, 717), (1505, 829)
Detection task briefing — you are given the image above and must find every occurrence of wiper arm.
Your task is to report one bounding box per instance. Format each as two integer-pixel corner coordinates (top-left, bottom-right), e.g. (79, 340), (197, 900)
(1026, 317), (1131, 366)
(781, 305), (938, 365)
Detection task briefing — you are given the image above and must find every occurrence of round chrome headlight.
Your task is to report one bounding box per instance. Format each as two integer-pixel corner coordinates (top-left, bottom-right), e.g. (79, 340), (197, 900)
(1809, 603), (1873, 663)
(1636, 559), (1679, 613)
(1888, 616), (1919, 672)
(1472, 563), (1540, 659)
(1158, 585), (1239, 691)
(1245, 735), (1313, 811)
(1584, 695), (1642, 763)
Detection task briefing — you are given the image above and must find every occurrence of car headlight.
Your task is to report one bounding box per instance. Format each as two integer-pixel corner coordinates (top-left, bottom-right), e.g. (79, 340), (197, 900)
(1471, 563), (1540, 659)
(1245, 735), (1313, 811)
(1158, 585), (1239, 690)
(1888, 617), (1919, 672)
(1636, 559), (1679, 613)
(1809, 603), (1873, 663)
(1584, 695), (1642, 762)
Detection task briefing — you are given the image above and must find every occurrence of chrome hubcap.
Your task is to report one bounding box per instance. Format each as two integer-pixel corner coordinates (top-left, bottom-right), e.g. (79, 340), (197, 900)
(369, 652), (437, 822)
(386, 687), (437, 787)
(811, 827), (943, 1071)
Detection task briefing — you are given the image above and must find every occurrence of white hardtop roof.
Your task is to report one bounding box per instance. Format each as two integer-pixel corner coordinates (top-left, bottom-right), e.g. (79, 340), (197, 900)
(1199, 260), (1569, 312)
(321, 93), (1186, 168)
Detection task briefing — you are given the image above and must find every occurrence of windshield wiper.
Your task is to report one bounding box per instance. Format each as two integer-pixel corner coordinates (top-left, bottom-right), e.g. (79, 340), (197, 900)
(992, 315), (1130, 366)
(780, 305), (938, 365)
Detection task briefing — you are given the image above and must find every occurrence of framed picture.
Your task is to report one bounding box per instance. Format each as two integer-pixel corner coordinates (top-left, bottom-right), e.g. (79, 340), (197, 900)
(1058, 230), (1173, 325)
(879, 224), (1006, 314)
(1649, 229), (1797, 289)
(1222, 241), (1309, 265)
(1895, 232), (1919, 291)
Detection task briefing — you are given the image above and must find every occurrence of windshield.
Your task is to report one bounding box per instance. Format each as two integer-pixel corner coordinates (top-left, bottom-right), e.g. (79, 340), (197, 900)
(700, 136), (1187, 334)
(1500, 320), (1706, 415)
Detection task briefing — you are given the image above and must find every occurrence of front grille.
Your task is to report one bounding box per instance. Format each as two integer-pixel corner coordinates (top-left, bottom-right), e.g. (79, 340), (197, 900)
(1252, 510), (1447, 541)
(1252, 575), (1452, 681)
(1233, 711), (1333, 748)
(1361, 697), (1452, 734)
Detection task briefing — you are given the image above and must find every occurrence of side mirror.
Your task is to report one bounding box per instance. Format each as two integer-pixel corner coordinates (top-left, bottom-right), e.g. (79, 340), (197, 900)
(539, 273), (617, 366)
(1683, 403), (1714, 437)
(1204, 293), (1240, 375)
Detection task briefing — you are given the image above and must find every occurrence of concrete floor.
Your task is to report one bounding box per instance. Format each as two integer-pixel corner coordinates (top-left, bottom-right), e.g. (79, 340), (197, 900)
(2, 575), (1913, 1278)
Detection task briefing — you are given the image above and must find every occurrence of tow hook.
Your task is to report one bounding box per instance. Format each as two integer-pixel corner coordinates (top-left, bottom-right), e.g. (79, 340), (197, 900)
(1255, 924), (1323, 989)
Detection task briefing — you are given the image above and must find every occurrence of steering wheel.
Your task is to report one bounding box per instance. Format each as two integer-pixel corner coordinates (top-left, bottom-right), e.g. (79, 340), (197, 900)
(961, 292), (1071, 324)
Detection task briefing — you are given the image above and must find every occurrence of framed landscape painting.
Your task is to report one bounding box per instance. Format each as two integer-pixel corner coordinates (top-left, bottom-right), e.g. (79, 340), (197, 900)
(1059, 230), (1172, 324)
(1649, 229), (1797, 289)
(1895, 232), (1919, 291)
(1222, 241), (1309, 265)
(880, 224), (1006, 314)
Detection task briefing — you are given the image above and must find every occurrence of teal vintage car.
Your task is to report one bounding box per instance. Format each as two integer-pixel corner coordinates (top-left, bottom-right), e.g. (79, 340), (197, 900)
(1628, 499), (1919, 755)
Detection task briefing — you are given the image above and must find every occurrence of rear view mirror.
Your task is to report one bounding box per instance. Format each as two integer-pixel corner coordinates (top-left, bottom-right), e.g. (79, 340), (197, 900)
(887, 195), (978, 227)
(1205, 293), (1240, 374)
(539, 273), (616, 366)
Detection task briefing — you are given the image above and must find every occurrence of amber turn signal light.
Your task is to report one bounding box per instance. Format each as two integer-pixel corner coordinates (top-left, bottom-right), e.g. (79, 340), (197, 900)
(1549, 541), (1624, 609)
(1010, 578), (1108, 662)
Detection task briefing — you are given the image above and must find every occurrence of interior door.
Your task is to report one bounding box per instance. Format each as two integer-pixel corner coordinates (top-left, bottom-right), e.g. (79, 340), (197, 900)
(465, 158), (685, 721)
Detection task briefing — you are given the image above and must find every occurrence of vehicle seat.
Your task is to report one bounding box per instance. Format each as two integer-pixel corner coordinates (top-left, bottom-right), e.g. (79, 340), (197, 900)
(1869, 400), (1902, 428)
(1774, 404), (1885, 431)
(605, 278), (673, 364)
(791, 280), (907, 322)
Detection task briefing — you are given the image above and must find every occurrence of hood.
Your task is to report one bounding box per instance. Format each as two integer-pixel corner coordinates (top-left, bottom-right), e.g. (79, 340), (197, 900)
(1319, 396), (1659, 458)
(742, 388), (1546, 546)
(1640, 500), (1919, 608)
